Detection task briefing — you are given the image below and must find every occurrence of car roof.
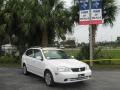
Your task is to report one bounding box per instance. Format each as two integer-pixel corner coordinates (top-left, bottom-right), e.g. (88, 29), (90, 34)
(42, 47), (61, 50)
(29, 47), (62, 50)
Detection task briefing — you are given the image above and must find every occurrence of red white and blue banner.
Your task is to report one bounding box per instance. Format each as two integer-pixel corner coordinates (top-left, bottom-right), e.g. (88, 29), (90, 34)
(79, 0), (102, 25)
(79, 0), (90, 25)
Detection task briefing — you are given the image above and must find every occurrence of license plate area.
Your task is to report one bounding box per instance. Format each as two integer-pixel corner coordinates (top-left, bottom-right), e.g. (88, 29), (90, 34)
(78, 74), (85, 79)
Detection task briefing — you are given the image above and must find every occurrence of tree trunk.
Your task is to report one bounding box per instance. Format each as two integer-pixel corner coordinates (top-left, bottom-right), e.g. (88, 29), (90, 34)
(0, 41), (1, 56)
(92, 24), (97, 59)
(92, 25), (97, 48)
(42, 30), (48, 47)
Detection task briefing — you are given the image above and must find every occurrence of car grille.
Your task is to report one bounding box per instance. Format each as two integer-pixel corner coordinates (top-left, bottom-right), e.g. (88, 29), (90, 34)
(71, 67), (85, 72)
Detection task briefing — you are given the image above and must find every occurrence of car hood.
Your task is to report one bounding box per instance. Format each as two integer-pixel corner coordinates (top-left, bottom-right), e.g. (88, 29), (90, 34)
(46, 59), (87, 68)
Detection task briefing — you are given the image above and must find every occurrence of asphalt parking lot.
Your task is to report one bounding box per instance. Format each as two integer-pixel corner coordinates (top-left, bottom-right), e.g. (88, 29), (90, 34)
(0, 68), (120, 90)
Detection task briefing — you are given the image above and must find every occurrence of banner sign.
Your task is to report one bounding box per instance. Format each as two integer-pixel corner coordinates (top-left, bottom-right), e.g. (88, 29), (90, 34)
(79, 0), (90, 25)
(91, 0), (102, 24)
(79, 0), (102, 25)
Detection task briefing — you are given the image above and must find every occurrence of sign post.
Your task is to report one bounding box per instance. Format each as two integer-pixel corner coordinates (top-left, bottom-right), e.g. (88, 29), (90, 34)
(79, 0), (102, 67)
(89, 0), (93, 66)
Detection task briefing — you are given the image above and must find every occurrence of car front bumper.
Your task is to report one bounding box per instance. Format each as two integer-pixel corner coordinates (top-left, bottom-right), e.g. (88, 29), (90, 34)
(54, 70), (92, 83)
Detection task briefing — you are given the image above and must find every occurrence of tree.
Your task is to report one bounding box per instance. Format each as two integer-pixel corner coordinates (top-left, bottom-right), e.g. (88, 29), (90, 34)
(20, 0), (73, 47)
(71, 0), (118, 59)
(0, 0), (6, 50)
(3, 0), (28, 54)
(37, 0), (73, 47)
(0, 0), (74, 55)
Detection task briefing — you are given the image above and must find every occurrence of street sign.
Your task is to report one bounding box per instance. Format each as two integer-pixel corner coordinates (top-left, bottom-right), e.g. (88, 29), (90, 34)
(79, 0), (103, 66)
(79, 0), (102, 25)
(91, 0), (102, 24)
(79, 0), (90, 25)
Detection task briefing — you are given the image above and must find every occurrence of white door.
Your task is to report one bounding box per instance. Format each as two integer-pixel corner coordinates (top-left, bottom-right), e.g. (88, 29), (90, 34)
(32, 49), (45, 77)
(24, 49), (34, 72)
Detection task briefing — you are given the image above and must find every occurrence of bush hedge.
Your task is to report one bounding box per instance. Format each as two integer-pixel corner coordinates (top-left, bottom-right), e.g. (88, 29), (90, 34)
(0, 56), (20, 64)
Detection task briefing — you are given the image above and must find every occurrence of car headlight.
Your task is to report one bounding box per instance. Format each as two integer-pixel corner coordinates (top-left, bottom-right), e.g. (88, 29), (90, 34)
(85, 65), (90, 70)
(57, 67), (71, 72)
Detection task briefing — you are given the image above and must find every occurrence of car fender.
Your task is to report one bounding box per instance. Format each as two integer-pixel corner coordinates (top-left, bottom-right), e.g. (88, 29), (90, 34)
(44, 66), (56, 80)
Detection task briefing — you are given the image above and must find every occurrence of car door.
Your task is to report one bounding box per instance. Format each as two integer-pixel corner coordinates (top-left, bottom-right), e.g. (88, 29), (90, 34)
(24, 49), (34, 72)
(32, 49), (45, 77)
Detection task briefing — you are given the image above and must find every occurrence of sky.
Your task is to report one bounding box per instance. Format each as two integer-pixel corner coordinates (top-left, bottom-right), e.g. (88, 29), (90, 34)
(63, 0), (120, 43)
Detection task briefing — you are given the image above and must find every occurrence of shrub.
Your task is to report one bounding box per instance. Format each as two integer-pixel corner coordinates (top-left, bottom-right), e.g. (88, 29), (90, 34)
(76, 45), (89, 60)
(0, 55), (20, 64)
(76, 45), (103, 60)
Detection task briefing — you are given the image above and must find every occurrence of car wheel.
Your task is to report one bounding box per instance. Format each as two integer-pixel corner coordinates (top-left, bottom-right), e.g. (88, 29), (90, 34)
(23, 65), (28, 75)
(44, 71), (54, 86)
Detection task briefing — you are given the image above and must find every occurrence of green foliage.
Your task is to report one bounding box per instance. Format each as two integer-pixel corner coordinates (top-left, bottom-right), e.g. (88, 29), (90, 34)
(64, 49), (79, 58)
(101, 49), (120, 59)
(76, 45), (90, 60)
(102, 0), (118, 26)
(94, 48), (104, 59)
(0, 0), (73, 55)
(0, 55), (20, 64)
(64, 48), (120, 65)
(76, 45), (103, 60)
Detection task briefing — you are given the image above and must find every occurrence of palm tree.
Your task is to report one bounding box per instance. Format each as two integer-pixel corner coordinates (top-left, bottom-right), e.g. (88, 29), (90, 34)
(3, 0), (23, 42)
(92, 0), (118, 48)
(0, 0), (73, 54)
(2, 0), (28, 54)
(0, 0), (5, 46)
(25, 0), (73, 47)
(0, 0), (6, 52)
(72, 0), (118, 59)
(39, 0), (73, 47)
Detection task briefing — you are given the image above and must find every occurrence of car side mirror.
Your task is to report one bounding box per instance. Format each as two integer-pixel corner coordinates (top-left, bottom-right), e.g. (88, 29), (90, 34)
(36, 56), (43, 61)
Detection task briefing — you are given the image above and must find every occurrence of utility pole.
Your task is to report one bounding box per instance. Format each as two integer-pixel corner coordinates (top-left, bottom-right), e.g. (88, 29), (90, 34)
(89, 0), (93, 66)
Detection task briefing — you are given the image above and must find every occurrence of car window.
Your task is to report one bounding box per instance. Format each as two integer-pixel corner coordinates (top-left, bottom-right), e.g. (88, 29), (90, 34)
(43, 50), (69, 59)
(26, 49), (34, 57)
(34, 49), (43, 58)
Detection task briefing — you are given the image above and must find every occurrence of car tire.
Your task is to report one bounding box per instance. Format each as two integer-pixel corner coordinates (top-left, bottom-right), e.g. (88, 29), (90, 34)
(44, 71), (54, 86)
(23, 65), (28, 75)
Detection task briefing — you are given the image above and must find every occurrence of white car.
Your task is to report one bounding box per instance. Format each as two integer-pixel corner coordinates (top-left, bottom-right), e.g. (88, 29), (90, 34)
(21, 47), (92, 86)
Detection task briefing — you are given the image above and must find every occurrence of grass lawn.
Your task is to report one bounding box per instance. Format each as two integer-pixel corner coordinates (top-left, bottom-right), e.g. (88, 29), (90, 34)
(64, 48), (120, 59)
(92, 64), (120, 70)
(101, 49), (120, 59)
(0, 63), (20, 68)
(64, 48), (120, 65)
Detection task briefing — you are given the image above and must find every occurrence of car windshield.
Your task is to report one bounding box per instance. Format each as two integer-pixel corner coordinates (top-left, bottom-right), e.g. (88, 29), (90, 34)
(43, 50), (69, 60)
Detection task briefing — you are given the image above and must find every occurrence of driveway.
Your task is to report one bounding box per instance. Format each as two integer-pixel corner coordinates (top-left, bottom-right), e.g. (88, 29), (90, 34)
(0, 68), (120, 90)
